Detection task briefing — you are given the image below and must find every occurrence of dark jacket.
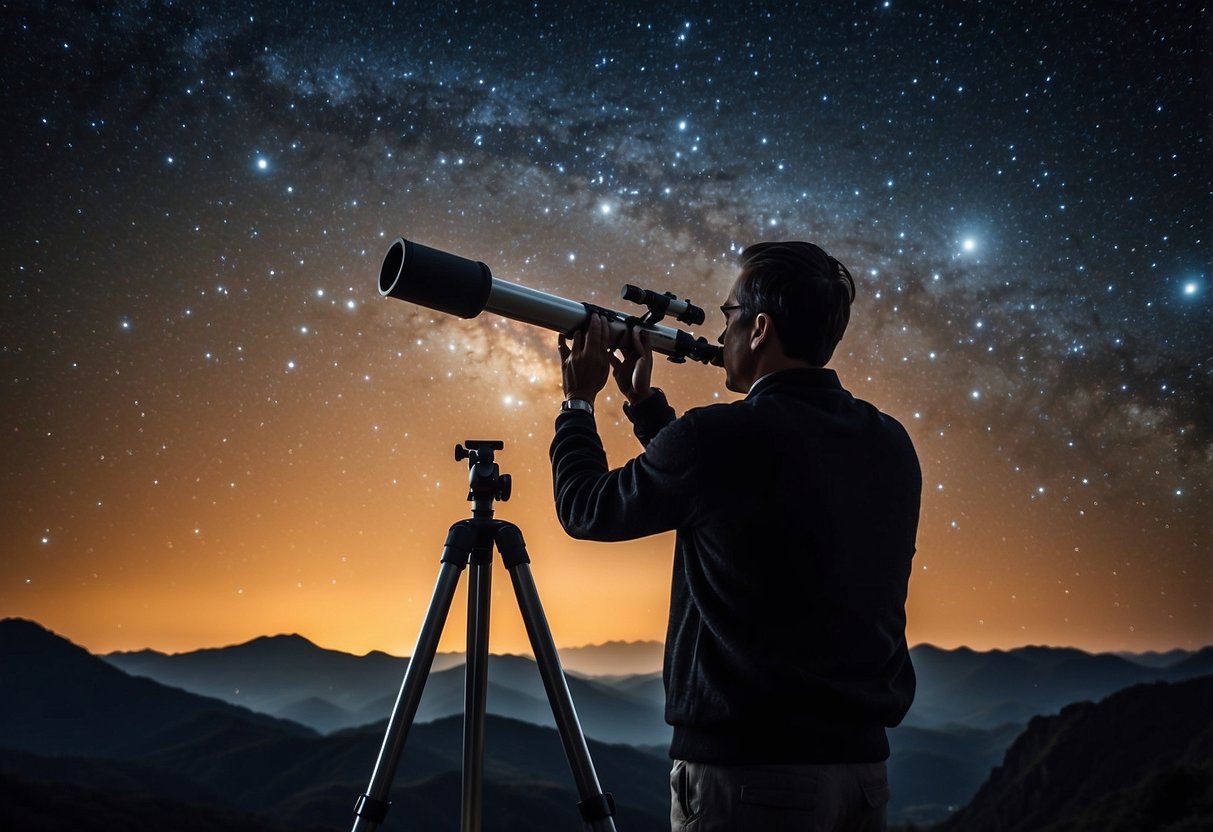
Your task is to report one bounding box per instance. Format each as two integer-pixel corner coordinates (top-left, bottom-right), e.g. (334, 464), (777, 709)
(550, 368), (921, 764)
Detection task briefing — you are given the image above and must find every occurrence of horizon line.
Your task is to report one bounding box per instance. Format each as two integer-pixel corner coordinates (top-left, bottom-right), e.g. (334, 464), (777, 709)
(8, 617), (1207, 660)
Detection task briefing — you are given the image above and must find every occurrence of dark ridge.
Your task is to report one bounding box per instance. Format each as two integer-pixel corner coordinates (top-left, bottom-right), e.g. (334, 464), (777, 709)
(936, 676), (1213, 832)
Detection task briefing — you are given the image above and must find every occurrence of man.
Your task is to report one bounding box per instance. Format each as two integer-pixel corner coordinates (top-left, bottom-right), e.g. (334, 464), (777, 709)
(551, 241), (921, 831)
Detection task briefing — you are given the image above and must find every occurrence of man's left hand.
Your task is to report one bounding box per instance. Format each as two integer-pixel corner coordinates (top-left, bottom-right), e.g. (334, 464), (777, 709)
(558, 313), (612, 404)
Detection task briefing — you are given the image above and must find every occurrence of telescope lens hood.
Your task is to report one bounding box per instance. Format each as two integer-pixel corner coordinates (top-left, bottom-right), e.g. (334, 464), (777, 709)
(379, 238), (493, 319)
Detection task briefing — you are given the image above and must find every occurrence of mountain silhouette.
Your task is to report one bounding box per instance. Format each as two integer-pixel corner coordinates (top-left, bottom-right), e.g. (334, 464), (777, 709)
(557, 640), (665, 675)
(105, 633), (463, 718)
(0, 618), (314, 758)
(106, 635), (671, 743)
(10, 618), (1212, 829)
(96, 622), (1213, 826)
(1112, 648), (1199, 669)
(936, 675), (1213, 831)
(0, 767), (331, 832)
(905, 643), (1211, 730)
(0, 619), (669, 830)
(885, 722), (1023, 826)
(104, 633), (1210, 750)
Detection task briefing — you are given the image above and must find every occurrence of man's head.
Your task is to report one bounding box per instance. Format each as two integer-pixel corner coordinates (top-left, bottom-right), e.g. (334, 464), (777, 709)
(718, 241), (856, 393)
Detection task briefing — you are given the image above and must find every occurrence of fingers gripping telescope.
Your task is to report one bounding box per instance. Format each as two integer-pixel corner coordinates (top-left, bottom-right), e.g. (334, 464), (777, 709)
(378, 238), (723, 366)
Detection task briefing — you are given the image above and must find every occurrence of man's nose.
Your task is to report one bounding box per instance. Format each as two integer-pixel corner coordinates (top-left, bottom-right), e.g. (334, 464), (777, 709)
(717, 329), (725, 345)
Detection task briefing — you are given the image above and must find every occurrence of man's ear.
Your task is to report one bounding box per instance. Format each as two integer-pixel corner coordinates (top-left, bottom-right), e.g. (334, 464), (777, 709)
(750, 312), (775, 352)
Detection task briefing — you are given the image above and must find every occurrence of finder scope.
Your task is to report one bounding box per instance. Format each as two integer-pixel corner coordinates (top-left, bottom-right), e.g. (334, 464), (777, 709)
(621, 284), (706, 326)
(378, 238), (723, 366)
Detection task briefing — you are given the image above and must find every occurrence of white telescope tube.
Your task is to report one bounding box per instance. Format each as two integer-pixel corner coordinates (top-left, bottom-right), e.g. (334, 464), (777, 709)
(379, 238), (721, 365)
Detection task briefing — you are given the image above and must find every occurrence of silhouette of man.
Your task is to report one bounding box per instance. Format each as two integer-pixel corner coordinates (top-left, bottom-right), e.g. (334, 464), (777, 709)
(551, 241), (921, 831)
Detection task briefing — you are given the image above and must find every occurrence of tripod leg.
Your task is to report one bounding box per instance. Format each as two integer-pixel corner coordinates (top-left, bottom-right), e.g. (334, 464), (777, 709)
(462, 551), (492, 832)
(351, 523), (476, 832)
(496, 524), (618, 832)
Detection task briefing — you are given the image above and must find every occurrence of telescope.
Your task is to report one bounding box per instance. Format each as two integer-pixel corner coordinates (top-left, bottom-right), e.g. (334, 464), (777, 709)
(378, 238), (723, 366)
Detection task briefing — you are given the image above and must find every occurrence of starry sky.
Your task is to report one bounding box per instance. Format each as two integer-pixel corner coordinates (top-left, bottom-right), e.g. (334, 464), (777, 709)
(3, 1), (1209, 658)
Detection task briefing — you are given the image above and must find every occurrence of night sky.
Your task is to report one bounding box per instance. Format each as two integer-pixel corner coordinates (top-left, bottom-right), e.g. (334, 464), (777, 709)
(3, 1), (1209, 657)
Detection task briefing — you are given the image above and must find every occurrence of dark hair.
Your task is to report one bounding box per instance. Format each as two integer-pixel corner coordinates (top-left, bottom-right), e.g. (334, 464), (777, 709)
(735, 241), (856, 366)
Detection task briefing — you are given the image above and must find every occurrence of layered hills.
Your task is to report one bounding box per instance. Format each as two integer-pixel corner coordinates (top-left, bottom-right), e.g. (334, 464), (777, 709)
(4, 618), (1209, 829)
(0, 619), (669, 830)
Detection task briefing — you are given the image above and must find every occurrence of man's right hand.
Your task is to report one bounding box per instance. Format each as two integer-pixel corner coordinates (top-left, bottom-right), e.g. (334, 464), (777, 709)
(610, 326), (655, 405)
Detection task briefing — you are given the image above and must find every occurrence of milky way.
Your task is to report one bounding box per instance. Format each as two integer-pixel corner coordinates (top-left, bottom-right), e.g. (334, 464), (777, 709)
(3, 1), (1209, 654)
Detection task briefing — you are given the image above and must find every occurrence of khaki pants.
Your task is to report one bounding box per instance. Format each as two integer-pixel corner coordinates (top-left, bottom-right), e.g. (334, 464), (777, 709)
(670, 759), (890, 831)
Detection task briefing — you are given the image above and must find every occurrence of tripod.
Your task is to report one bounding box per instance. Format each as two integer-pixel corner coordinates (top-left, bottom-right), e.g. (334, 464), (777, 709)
(351, 441), (618, 832)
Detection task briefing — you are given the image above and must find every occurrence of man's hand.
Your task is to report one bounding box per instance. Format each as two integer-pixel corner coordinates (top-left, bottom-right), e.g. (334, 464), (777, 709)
(558, 313), (612, 404)
(609, 326), (655, 406)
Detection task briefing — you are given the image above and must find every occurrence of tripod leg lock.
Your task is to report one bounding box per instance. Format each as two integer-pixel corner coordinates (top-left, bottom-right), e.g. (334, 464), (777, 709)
(353, 793), (391, 823)
(440, 522), (477, 567)
(577, 792), (617, 822)
(494, 522), (531, 568)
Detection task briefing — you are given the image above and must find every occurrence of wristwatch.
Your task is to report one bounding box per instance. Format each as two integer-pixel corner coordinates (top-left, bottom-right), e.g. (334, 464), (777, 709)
(561, 398), (594, 415)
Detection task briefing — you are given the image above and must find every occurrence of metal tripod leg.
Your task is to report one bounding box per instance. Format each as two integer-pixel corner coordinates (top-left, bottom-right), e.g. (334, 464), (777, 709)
(496, 523), (619, 832)
(351, 523), (475, 832)
(462, 547), (492, 832)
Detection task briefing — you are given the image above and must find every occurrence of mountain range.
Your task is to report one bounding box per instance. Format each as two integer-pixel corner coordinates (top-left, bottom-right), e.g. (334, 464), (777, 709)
(105, 637), (670, 745)
(905, 643), (1212, 730)
(0, 619), (669, 830)
(937, 675), (1213, 831)
(3, 618), (1210, 829)
(101, 627), (1213, 824)
(100, 626), (1213, 825)
(103, 634), (1211, 740)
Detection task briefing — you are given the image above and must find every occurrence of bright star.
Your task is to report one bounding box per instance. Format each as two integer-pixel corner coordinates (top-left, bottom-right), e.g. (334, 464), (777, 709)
(962, 238), (976, 252)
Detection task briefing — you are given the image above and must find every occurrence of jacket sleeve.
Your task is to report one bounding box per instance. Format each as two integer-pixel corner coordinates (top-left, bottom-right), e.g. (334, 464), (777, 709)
(622, 388), (678, 447)
(550, 409), (698, 542)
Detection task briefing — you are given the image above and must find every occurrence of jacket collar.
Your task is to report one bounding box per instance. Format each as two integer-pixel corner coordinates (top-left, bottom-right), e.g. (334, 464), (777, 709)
(745, 367), (843, 400)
